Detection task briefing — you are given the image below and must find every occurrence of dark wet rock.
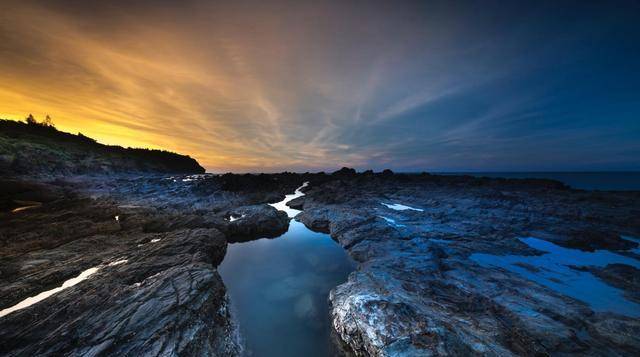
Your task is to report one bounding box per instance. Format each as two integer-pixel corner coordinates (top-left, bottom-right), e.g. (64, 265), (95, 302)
(332, 167), (357, 177)
(588, 264), (640, 303)
(226, 205), (289, 242)
(296, 172), (640, 356)
(286, 196), (305, 210)
(0, 174), (301, 356)
(0, 228), (240, 356)
(561, 229), (638, 252)
(142, 213), (219, 233)
(304, 218), (331, 234)
(219, 172), (301, 194)
(220, 173), (279, 192)
(380, 169), (394, 177)
(0, 179), (64, 211)
(2, 170), (640, 356)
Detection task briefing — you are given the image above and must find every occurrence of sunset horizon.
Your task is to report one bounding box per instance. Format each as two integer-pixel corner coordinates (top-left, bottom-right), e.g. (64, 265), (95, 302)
(2, 0), (639, 173)
(2, 1), (640, 356)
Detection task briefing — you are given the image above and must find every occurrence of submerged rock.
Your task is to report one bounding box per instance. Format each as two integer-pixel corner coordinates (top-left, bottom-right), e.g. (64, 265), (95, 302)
(588, 264), (640, 304)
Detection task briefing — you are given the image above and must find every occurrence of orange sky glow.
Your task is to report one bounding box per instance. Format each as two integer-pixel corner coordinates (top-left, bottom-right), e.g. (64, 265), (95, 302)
(1, 1), (391, 172)
(3, 1), (639, 172)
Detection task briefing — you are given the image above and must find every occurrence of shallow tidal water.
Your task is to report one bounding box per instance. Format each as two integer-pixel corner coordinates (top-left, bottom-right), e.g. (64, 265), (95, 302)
(219, 184), (355, 356)
(471, 237), (640, 317)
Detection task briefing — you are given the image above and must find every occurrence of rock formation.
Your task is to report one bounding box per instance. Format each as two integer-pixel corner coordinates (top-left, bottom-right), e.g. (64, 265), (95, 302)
(295, 172), (640, 355)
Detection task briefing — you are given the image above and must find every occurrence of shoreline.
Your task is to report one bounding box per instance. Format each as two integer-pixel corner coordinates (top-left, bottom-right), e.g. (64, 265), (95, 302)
(1, 171), (639, 355)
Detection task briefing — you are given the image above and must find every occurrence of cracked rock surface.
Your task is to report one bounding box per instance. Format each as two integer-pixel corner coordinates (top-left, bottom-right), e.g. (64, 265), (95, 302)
(294, 171), (640, 356)
(2, 171), (640, 356)
(0, 174), (299, 356)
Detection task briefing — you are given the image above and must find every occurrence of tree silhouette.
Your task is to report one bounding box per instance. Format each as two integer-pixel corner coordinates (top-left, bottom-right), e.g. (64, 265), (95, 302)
(43, 115), (54, 127)
(25, 114), (37, 125)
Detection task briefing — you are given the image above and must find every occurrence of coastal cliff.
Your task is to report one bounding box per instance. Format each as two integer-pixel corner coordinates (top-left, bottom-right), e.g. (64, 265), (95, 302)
(0, 119), (204, 176)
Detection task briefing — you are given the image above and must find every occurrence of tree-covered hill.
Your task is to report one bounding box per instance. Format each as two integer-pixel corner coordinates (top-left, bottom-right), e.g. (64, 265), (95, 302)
(0, 118), (205, 176)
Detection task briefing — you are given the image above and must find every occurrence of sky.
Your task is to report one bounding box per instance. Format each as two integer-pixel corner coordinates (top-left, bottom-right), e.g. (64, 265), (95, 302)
(1, 0), (639, 172)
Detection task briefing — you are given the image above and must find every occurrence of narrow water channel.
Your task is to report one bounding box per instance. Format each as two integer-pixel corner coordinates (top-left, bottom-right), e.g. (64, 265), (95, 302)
(219, 183), (355, 356)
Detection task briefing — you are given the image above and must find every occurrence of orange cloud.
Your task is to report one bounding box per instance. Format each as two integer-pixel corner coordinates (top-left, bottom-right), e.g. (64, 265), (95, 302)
(0, 1), (493, 172)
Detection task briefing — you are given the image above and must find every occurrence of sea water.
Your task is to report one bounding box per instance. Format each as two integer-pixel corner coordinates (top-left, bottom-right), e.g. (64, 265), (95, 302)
(219, 184), (355, 356)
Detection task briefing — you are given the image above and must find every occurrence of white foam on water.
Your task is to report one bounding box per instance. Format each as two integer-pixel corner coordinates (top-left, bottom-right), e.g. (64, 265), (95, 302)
(269, 182), (309, 218)
(381, 202), (423, 212)
(150, 238), (161, 243)
(0, 266), (100, 318)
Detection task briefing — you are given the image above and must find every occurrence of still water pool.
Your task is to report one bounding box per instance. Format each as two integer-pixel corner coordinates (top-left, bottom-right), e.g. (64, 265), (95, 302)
(219, 184), (355, 356)
(471, 237), (640, 317)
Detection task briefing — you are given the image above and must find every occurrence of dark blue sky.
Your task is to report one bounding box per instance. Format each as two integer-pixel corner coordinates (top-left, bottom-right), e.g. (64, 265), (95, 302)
(2, 0), (639, 171)
(340, 0), (640, 171)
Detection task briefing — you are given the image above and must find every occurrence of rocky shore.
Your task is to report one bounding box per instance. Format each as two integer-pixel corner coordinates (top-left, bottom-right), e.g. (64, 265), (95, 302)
(294, 170), (640, 356)
(0, 174), (299, 356)
(1, 169), (639, 356)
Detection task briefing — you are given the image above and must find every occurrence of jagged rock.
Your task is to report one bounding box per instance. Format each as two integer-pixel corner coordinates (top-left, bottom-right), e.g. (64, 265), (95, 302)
(0, 179), (64, 211)
(225, 205), (289, 242)
(0, 228), (240, 356)
(0, 174), (299, 356)
(2, 170), (640, 356)
(562, 229), (637, 251)
(588, 264), (640, 303)
(297, 172), (640, 355)
(0, 171), (327, 356)
(380, 169), (394, 177)
(332, 167), (357, 177)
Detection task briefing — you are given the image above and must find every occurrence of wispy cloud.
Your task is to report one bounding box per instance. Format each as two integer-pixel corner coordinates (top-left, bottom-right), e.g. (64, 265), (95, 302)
(1, 0), (638, 172)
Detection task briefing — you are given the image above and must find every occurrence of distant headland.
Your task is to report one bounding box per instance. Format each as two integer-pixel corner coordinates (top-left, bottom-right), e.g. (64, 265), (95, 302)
(0, 117), (205, 176)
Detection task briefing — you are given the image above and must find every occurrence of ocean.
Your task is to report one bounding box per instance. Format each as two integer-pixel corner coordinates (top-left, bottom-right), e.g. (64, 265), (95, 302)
(437, 172), (640, 191)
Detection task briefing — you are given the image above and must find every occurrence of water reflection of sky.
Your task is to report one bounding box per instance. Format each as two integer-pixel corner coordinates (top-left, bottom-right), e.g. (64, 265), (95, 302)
(269, 182), (308, 218)
(379, 216), (406, 228)
(0, 267), (100, 318)
(471, 237), (640, 317)
(219, 220), (355, 356)
(220, 182), (354, 356)
(622, 236), (640, 255)
(381, 202), (423, 212)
